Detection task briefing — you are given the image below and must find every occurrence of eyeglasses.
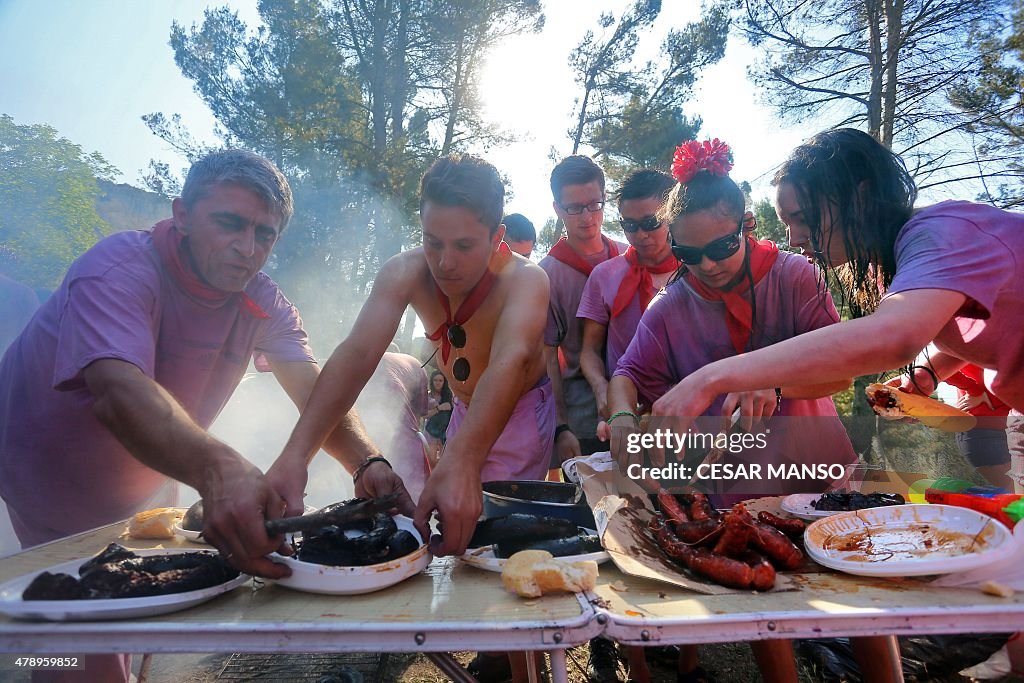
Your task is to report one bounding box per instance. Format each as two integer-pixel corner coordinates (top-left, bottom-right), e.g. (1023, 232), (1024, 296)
(671, 226), (743, 265)
(560, 200), (605, 216)
(447, 324), (470, 382)
(619, 215), (662, 233)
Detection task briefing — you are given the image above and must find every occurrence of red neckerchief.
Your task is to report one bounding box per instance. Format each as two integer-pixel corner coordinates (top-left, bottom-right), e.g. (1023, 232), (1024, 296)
(945, 363), (1008, 416)
(547, 235), (620, 276)
(610, 247), (680, 317)
(686, 237), (779, 354)
(426, 242), (511, 365)
(151, 219), (270, 319)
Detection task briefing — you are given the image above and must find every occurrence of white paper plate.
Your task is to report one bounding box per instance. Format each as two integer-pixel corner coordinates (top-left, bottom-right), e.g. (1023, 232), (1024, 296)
(804, 504), (1016, 577)
(459, 528), (609, 573)
(0, 548), (249, 621)
(780, 493), (846, 521)
(175, 505), (318, 545)
(269, 516), (431, 595)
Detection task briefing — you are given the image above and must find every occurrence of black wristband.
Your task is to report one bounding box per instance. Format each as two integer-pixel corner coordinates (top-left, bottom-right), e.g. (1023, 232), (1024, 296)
(554, 424), (572, 441)
(353, 456), (391, 485)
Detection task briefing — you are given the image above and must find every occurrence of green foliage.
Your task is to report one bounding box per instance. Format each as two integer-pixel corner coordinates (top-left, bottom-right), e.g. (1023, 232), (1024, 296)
(147, 0), (542, 347)
(948, 0), (1024, 208)
(567, 1), (729, 180)
(741, 0), (1011, 193)
(750, 197), (787, 246)
(0, 115), (116, 289)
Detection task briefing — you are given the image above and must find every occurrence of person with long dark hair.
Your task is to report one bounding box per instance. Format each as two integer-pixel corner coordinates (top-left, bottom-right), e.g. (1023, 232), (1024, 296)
(424, 369), (453, 463)
(647, 128), (1024, 491)
(604, 138), (899, 683)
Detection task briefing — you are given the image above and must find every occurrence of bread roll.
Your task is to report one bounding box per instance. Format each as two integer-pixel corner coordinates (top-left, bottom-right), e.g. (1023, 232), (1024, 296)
(501, 549), (598, 598)
(128, 507), (182, 539)
(865, 383), (977, 432)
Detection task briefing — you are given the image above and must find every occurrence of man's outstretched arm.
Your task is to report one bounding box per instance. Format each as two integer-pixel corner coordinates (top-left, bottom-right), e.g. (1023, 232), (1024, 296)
(269, 359), (414, 517)
(83, 358), (290, 579)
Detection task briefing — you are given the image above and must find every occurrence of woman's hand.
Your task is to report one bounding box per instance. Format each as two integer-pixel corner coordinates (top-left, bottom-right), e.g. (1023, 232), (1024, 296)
(651, 376), (717, 435)
(720, 389), (778, 433)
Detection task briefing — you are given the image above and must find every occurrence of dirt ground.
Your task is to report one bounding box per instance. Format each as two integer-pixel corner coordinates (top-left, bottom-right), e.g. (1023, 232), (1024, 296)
(128, 637), (1024, 683)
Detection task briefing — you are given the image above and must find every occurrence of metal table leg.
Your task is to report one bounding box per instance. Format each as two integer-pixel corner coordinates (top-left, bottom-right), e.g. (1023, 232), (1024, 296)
(550, 648), (568, 683)
(424, 652), (477, 683)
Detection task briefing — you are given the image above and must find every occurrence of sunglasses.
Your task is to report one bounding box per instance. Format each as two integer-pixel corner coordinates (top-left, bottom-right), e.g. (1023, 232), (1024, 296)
(447, 324), (470, 382)
(619, 215), (662, 233)
(671, 225), (744, 265)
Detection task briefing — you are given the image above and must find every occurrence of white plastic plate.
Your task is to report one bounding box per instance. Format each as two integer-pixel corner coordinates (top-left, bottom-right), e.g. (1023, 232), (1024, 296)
(459, 528), (609, 573)
(780, 493), (846, 521)
(804, 504), (1015, 577)
(269, 516), (431, 595)
(175, 505), (317, 545)
(0, 548), (249, 621)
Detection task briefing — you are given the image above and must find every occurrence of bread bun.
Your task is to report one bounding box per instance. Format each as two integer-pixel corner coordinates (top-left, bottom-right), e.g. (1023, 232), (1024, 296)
(501, 549), (598, 598)
(127, 507), (182, 539)
(866, 384), (977, 432)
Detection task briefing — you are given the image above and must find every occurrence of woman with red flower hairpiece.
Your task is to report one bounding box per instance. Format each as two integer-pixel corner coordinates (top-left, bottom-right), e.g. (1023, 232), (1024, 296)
(601, 138), (901, 683)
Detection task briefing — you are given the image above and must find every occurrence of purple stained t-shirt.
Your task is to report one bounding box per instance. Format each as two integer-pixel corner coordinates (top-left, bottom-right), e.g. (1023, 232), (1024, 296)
(539, 238), (627, 440)
(577, 254), (672, 376)
(614, 251), (856, 500)
(884, 201), (1024, 411)
(0, 229), (314, 546)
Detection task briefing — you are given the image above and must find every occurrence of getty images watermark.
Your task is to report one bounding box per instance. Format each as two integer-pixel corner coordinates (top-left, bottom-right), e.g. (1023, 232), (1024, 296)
(623, 427), (847, 483)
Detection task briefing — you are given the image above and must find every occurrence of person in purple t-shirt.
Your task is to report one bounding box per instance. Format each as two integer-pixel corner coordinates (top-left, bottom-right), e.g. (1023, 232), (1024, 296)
(653, 127), (1024, 439)
(0, 150), (412, 574)
(539, 156), (627, 468)
(578, 169), (678, 418)
(605, 137), (894, 683)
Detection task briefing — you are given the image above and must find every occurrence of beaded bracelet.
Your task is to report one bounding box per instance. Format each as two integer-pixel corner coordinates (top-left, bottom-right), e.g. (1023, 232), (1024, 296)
(353, 456), (391, 485)
(607, 410), (641, 426)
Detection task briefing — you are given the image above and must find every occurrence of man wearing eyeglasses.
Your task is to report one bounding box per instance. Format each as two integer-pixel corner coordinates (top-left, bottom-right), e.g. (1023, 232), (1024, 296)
(540, 156), (628, 469)
(577, 170), (678, 420)
(269, 154), (553, 558)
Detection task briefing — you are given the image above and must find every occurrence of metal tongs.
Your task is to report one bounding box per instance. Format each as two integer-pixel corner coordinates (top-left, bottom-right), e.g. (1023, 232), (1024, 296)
(264, 494), (399, 536)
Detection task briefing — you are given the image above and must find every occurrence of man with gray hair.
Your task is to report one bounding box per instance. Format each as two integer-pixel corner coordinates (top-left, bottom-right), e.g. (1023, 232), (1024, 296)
(0, 149), (411, 579)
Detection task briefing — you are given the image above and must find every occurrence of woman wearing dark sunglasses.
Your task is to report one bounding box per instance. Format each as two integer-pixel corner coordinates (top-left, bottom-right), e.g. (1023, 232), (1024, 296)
(603, 139), (890, 683)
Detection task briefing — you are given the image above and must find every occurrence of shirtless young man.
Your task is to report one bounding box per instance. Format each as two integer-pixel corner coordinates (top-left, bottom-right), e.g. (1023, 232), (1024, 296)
(268, 154), (552, 556)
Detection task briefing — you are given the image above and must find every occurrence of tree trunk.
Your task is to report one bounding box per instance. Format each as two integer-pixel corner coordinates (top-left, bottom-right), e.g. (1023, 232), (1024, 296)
(571, 77), (595, 155)
(881, 0), (904, 149)
(442, 30), (467, 155)
(866, 0), (884, 141)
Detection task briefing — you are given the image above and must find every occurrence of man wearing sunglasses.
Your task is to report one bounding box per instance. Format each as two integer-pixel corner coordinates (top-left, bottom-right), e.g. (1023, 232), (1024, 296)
(577, 170), (678, 420)
(540, 156), (628, 470)
(268, 154), (553, 558)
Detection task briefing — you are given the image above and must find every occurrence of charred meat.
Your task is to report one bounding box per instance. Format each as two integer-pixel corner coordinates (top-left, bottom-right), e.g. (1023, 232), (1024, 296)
(812, 491), (906, 511)
(295, 509), (418, 567)
(22, 544), (239, 600)
(467, 514), (579, 549)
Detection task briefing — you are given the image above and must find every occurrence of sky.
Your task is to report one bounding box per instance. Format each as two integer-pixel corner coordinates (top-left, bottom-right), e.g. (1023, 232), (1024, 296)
(0, 0), (813, 228)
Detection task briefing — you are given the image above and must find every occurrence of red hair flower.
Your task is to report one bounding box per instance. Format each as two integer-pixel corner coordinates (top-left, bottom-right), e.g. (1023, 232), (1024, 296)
(671, 138), (734, 184)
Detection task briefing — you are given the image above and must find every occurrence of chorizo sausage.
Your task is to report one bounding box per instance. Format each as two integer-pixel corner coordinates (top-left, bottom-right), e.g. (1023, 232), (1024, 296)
(672, 518), (725, 545)
(749, 521), (804, 570)
(713, 508), (753, 558)
(657, 490), (691, 524)
(657, 525), (754, 589)
(757, 511), (806, 536)
(741, 549), (777, 591)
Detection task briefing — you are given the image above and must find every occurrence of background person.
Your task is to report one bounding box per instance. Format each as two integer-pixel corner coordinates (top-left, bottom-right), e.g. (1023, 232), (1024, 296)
(501, 212), (537, 258)
(424, 369), (454, 465)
